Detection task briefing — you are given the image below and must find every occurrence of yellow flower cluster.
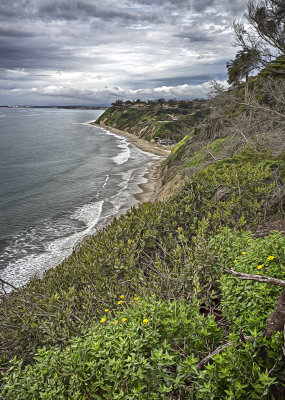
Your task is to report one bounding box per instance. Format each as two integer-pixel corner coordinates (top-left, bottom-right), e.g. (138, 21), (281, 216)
(233, 259), (238, 264)
(256, 256), (275, 270)
(99, 297), (150, 328)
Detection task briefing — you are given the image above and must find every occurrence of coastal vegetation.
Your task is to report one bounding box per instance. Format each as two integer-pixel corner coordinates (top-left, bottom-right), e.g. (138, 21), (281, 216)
(1, 1), (285, 398)
(96, 99), (210, 142)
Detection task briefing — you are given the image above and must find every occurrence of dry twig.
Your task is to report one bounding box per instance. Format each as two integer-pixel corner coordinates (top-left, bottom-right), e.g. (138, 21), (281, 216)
(226, 268), (285, 286)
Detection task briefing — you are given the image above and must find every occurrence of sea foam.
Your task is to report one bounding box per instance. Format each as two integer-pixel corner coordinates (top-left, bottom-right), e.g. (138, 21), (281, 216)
(0, 200), (104, 290)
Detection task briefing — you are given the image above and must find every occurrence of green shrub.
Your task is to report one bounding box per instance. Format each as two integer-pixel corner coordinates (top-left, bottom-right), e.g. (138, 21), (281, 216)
(219, 231), (285, 334)
(1, 297), (222, 399)
(193, 332), (284, 400)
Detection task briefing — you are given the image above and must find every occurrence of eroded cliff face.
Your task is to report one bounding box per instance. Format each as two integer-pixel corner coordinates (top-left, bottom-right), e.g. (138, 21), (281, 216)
(155, 74), (285, 203)
(156, 171), (184, 202)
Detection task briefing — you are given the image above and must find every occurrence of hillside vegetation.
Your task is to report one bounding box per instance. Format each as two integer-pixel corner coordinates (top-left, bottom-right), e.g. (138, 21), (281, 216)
(1, 63), (285, 398)
(2, 1), (284, 396)
(96, 99), (210, 142)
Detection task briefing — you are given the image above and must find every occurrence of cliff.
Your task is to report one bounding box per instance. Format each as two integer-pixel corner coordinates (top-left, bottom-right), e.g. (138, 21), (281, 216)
(96, 99), (210, 142)
(1, 69), (285, 399)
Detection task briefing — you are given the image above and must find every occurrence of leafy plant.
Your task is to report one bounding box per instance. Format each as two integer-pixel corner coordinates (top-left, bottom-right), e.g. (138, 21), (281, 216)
(1, 297), (222, 399)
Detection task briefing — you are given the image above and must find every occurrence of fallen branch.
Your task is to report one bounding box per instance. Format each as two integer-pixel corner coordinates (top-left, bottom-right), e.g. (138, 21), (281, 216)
(226, 269), (285, 287)
(196, 334), (252, 370)
(0, 277), (19, 292)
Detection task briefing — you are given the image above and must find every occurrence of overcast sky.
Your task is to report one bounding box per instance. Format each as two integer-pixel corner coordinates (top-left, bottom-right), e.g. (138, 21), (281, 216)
(0, 0), (247, 105)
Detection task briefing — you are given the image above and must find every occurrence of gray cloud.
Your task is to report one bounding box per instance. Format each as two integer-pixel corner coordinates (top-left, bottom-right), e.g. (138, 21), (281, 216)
(3, 80), (228, 105)
(0, 0), (247, 105)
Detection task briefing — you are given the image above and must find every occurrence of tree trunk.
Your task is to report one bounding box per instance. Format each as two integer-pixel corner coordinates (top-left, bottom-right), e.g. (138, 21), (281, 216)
(265, 288), (285, 338)
(245, 72), (249, 100)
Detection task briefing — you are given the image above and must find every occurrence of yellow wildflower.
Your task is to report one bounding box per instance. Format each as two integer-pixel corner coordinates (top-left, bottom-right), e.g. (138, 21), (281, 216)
(121, 318), (127, 323)
(143, 319), (149, 325)
(267, 256), (274, 261)
(105, 309), (109, 313)
(100, 317), (106, 323)
(233, 259), (238, 264)
(241, 252), (246, 255)
(257, 264), (264, 270)
(120, 295), (124, 299)
(248, 239), (252, 243)
(134, 297), (139, 301)
(117, 300), (123, 305)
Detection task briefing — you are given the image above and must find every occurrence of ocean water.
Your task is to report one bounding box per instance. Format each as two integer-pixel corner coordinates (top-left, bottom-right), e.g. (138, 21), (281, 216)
(0, 108), (160, 289)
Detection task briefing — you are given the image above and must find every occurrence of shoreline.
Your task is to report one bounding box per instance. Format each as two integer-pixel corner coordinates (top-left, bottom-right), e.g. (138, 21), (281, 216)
(91, 122), (170, 205)
(1, 117), (170, 292)
(91, 122), (171, 158)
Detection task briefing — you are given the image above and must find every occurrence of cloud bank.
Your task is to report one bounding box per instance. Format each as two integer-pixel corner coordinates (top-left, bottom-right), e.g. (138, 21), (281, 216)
(0, 0), (247, 105)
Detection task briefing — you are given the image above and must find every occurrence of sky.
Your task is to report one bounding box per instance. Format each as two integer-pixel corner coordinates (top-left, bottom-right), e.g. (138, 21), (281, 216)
(0, 0), (248, 106)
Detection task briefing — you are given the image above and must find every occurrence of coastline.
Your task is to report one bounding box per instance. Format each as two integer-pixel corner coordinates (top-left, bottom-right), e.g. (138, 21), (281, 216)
(91, 122), (171, 157)
(91, 122), (171, 205)
(0, 117), (171, 292)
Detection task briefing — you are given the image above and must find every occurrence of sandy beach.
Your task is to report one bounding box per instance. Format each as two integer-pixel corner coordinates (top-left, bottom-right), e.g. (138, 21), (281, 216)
(91, 122), (171, 205)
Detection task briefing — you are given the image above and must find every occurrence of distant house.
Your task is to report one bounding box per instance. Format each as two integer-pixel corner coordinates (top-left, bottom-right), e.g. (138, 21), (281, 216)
(159, 139), (176, 146)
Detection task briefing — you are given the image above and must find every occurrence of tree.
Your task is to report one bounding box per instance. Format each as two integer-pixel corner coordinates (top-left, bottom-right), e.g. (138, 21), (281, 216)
(111, 99), (124, 106)
(226, 48), (260, 97)
(232, 0), (285, 69)
(227, 0), (285, 96)
(227, 49), (259, 85)
(156, 98), (166, 105)
(247, 0), (285, 55)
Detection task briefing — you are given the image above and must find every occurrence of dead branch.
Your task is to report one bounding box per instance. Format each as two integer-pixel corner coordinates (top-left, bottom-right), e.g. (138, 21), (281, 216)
(196, 334), (253, 370)
(234, 101), (285, 119)
(227, 270), (285, 338)
(226, 269), (285, 287)
(0, 277), (20, 292)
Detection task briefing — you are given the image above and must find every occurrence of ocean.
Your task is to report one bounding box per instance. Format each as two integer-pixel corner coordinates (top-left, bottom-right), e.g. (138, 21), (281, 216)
(0, 107), (159, 289)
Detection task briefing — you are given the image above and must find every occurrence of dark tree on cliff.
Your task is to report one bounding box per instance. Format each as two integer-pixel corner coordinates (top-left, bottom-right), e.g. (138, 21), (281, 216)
(247, 0), (285, 55)
(232, 0), (285, 74)
(227, 48), (259, 92)
(227, 0), (285, 95)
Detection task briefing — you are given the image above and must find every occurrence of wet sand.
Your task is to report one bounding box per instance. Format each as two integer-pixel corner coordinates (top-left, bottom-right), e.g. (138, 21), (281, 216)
(91, 122), (171, 204)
